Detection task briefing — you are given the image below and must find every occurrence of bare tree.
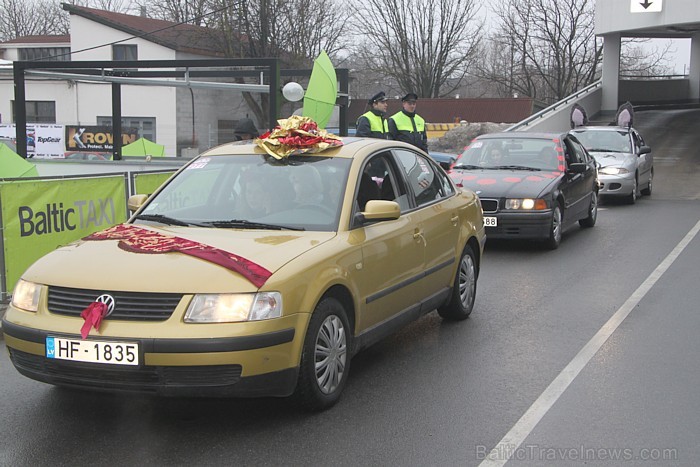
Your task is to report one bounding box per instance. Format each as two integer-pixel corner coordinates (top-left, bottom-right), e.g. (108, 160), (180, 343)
(133, 0), (209, 25)
(620, 39), (675, 77)
(478, 0), (601, 104)
(351, 0), (482, 99)
(0, 0), (69, 40)
(198, 0), (350, 124)
(64, 0), (134, 14)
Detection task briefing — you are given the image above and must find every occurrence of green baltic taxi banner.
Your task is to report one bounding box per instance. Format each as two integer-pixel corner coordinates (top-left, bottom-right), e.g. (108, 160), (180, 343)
(0, 175), (127, 298)
(132, 170), (176, 196)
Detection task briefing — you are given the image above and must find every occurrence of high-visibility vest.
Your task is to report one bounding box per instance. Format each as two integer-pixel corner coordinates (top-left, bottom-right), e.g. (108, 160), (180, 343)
(389, 111), (427, 150)
(391, 111), (426, 133)
(358, 111), (388, 138)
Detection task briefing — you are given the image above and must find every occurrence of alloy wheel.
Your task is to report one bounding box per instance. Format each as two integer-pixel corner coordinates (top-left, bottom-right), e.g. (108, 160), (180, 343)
(314, 315), (347, 395)
(458, 254), (476, 310)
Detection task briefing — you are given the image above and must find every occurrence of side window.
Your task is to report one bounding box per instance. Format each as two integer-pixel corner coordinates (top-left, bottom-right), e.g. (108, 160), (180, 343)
(632, 131), (643, 152)
(355, 153), (399, 212)
(564, 139), (584, 164)
(394, 149), (449, 207)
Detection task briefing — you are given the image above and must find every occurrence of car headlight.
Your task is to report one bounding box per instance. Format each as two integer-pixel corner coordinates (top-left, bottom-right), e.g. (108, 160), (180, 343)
(505, 198), (548, 210)
(11, 279), (41, 312)
(184, 292), (282, 323)
(599, 167), (629, 175)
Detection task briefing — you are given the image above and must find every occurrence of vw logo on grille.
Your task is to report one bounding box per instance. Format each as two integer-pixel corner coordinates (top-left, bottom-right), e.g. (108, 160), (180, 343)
(95, 294), (116, 316)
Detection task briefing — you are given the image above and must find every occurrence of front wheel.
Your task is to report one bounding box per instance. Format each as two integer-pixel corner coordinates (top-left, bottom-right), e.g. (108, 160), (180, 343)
(438, 244), (478, 320)
(295, 297), (351, 411)
(579, 191), (598, 228)
(625, 177), (638, 205)
(641, 170), (653, 196)
(545, 204), (562, 250)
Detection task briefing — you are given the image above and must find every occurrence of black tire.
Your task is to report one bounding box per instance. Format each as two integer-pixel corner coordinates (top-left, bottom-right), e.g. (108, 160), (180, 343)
(545, 204), (562, 250)
(438, 244), (477, 320)
(625, 176), (637, 205)
(294, 297), (351, 411)
(579, 191), (598, 228)
(641, 170), (653, 196)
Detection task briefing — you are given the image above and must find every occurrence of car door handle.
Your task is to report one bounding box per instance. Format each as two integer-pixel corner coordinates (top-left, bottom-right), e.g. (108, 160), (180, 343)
(413, 230), (426, 245)
(451, 215), (459, 226)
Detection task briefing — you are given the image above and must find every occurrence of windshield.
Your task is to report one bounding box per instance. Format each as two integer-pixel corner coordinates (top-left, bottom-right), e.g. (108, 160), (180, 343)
(571, 129), (631, 153)
(455, 137), (562, 171)
(135, 154), (351, 232)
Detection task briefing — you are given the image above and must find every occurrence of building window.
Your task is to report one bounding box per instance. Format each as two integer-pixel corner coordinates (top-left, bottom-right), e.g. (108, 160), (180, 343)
(112, 44), (138, 61)
(11, 101), (56, 123)
(97, 116), (156, 142)
(18, 47), (71, 61)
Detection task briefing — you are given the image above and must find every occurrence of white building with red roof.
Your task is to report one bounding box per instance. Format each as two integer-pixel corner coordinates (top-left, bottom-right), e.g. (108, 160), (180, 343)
(0, 5), (252, 157)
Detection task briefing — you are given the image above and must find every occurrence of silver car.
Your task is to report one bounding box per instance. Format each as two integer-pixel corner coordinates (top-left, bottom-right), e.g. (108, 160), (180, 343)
(569, 126), (653, 204)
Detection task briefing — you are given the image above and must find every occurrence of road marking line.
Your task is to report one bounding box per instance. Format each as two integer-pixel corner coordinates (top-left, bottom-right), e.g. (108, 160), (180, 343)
(479, 218), (700, 467)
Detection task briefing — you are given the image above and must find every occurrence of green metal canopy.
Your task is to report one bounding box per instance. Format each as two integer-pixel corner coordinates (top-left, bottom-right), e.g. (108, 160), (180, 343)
(122, 137), (166, 157)
(0, 143), (39, 178)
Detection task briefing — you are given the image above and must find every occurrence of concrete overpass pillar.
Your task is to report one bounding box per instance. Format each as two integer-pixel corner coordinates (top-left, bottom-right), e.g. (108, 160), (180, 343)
(601, 33), (621, 113)
(690, 32), (700, 101)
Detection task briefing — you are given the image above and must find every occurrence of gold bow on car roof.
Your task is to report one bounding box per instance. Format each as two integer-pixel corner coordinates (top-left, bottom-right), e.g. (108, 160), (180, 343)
(255, 115), (342, 159)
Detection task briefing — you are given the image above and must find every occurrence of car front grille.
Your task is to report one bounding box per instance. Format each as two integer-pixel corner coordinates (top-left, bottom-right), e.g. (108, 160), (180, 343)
(47, 286), (183, 321)
(480, 198), (499, 213)
(9, 349), (242, 391)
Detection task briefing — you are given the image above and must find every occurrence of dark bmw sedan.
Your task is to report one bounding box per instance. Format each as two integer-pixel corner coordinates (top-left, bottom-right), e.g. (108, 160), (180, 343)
(449, 132), (599, 249)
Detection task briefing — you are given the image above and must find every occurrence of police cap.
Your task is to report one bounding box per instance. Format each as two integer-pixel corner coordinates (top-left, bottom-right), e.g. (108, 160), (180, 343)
(368, 91), (388, 104)
(402, 93), (418, 102)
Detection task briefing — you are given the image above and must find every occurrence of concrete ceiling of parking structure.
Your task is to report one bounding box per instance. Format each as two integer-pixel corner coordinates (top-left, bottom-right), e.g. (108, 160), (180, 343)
(596, 0), (700, 38)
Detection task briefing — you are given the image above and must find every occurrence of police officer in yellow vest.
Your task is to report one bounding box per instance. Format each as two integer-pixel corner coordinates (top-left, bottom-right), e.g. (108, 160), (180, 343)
(388, 93), (428, 152)
(356, 91), (389, 139)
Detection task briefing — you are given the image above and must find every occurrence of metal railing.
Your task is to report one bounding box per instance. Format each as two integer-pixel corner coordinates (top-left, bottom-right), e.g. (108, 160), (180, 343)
(505, 80), (602, 132)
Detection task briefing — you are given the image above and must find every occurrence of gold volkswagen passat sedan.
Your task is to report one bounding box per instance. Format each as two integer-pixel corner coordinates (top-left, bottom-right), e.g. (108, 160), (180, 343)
(3, 137), (486, 410)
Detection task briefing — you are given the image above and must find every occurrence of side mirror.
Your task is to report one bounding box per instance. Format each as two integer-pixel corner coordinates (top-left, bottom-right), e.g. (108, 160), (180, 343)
(439, 160), (454, 171)
(638, 146), (651, 156)
(568, 163), (587, 174)
(127, 194), (149, 213)
(355, 200), (400, 225)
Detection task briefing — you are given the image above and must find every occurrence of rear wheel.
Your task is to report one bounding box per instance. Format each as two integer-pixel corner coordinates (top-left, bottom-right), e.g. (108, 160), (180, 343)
(641, 170), (653, 196)
(545, 204), (562, 250)
(438, 244), (477, 320)
(579, 191), (598, 228)
(295, 297), (351, 411)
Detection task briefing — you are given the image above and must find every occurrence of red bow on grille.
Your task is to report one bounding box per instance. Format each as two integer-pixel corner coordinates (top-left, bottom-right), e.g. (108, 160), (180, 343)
(80, 302), (108, 339)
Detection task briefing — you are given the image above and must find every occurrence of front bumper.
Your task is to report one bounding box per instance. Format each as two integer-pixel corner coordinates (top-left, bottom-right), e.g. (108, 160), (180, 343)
(598, 173), (635, 196)
(2, 310), (308, 397)
(483, 210), (552, 240)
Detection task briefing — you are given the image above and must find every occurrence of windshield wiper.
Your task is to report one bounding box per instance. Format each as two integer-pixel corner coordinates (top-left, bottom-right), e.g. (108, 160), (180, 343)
(133, 213), (206, 227)
(493, 165), (542, 171)
(452, 164), (483, 170)
(204, 219), (305, 231)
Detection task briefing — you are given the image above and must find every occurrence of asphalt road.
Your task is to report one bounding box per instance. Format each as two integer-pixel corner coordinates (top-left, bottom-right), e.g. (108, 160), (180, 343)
(1, 109), (699, 466)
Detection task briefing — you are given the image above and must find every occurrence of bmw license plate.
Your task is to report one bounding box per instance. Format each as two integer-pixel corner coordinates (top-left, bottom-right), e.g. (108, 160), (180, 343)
(484, 216), (498, 227)
(46, 337), (139, 366)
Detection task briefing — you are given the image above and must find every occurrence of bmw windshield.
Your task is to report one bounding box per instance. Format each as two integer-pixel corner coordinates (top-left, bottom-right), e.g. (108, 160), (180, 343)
(455, 137), (562, 171)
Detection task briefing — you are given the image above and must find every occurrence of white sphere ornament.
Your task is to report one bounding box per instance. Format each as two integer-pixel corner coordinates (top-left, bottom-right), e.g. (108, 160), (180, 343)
(282, 82), (305, 102)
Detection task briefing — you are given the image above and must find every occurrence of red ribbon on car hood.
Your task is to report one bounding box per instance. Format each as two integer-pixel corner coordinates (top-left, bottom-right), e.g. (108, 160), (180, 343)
(83, 224), (272, 288)
(80, 302), (108, 339)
